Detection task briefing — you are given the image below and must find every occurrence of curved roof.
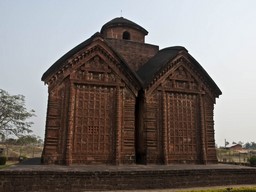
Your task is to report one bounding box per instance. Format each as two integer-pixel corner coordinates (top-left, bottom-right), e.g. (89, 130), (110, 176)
(136, 46), (222, 96)
(41, 32), (142, 88)
(137, 46), (187, 86)
(100, 17), (148, 35)
(41, 33), (99, 81)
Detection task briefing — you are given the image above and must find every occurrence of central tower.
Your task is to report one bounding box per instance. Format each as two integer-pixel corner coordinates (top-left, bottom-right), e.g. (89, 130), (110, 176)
(100, 17), (159, 71)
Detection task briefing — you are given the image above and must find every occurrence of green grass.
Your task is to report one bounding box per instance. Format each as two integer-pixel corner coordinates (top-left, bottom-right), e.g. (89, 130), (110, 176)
(0, 164), (11, 170)
(0, 144), (43, 158)
(0, 161), (17, 170)
(180, 187), (256, 192)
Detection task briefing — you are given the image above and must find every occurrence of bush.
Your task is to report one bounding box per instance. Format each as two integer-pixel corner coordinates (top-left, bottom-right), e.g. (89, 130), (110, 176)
(248, 156), (256, 167)
(0, 156), (7, 165)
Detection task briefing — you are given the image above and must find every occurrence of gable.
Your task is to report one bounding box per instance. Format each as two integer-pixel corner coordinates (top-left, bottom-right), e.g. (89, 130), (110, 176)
(137, 46), (185, 87)
(72, 55), (126, 87)
(137, 48), (222, 99)
(162, 65), (200, 92)
(42, 34), (141, 95)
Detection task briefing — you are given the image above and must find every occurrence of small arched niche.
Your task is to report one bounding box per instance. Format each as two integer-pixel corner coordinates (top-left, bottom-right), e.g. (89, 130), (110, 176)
(122, 31), (130, 40)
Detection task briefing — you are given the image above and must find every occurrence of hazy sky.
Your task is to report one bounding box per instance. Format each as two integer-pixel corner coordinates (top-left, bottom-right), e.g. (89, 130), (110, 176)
(1, 0), (256, 146)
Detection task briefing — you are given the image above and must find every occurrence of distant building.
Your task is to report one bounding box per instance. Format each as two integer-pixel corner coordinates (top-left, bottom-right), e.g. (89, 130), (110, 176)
(229, 144), (243, 151)
(41, 17), (221, 165)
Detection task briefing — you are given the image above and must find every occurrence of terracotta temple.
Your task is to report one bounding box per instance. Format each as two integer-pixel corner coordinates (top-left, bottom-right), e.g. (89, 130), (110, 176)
(41, 17), (221, 165)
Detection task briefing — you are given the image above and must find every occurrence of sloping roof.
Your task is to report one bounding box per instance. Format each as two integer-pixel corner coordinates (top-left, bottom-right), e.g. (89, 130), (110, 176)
(136, 46), (222, 96)
(187, 52), (222, 97)
(137, 46), (186, 87)
(41, 33), (99, 81)
(100, 17), (148, 35)
(41, 32), (142, 88)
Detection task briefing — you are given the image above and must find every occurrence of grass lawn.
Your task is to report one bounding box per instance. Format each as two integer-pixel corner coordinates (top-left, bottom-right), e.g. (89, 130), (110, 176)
(0, 161), (18, 170)
(116, 186), (256, 192)
(178, 187), (256, 192)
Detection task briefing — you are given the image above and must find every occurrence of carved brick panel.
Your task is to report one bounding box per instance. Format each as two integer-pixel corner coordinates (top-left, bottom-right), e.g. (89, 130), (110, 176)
(143, 64), (207, 164)
(163, 66), (199, 92)
(166, 93), (200, 163)
(144, 90), (163, 163)
(72, 85), (116, 164)
(121, 88), (136, 163)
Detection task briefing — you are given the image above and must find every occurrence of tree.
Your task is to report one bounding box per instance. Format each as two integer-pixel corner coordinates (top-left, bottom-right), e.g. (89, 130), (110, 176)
(16, 135), (41, 145)
(225, 139), (229, 148)
(0, 89), (35, 138)
(244, 142), (256, 150)
(250, 142), (256, 150)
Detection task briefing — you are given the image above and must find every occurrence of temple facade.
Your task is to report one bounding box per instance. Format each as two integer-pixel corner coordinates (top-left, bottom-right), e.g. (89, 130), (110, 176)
(41, 17), (221, 165)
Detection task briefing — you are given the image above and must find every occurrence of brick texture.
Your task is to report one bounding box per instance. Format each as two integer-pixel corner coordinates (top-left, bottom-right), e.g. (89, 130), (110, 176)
(1, 168), (256, 191)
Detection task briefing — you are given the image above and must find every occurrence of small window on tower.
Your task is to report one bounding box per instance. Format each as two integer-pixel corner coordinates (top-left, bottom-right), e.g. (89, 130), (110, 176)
(123, 31), (130, 40)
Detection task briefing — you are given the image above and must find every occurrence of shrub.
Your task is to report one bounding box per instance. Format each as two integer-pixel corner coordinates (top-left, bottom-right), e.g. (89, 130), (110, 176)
(248, 156), (256, 167)
(0, 156), (7, 165)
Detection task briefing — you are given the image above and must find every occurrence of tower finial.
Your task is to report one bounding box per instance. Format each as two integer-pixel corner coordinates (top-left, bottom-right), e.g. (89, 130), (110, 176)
(121, 10), (123, 17)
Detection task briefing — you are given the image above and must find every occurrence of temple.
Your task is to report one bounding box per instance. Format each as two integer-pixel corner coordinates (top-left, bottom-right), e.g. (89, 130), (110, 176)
(41, 17), (221, 165)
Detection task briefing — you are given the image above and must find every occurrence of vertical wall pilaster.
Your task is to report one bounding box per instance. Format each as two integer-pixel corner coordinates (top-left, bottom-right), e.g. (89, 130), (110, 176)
(65, 82), (75, 165)
(115, 86), (122, 164)
(162, 89), (168, 164)
(41, 91), (51, 164)
(199, 94), (207, 164)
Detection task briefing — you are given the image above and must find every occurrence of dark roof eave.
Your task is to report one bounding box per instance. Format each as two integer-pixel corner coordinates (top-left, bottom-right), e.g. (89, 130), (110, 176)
(187, 53), (222, 97)
(41, 32), (142, 89)
(100, 17), (148, 35)
(137, 46), (187, 88)
(41, 32), (102, 82)
(137, 46), (222, 97)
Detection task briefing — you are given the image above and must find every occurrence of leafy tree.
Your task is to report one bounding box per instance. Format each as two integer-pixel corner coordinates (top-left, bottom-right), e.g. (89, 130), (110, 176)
(16, 135), (41, 145)
(251, 142), (256, 150)
(5, 138), (17, 145)
(244, 142), (256, 150)
(0, 89), (35, 138)
(225, 140), (229, 147)
(244, 142), (251, 149)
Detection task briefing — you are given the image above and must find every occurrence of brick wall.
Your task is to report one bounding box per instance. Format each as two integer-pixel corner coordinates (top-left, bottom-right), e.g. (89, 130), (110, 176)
(107, 39), (159, 71)
(1, 168), (256, 191)
(102, 27), (146, 43)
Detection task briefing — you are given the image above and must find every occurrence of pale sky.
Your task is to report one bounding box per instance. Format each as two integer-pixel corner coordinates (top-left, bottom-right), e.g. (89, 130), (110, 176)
(1, 0), (256, 146)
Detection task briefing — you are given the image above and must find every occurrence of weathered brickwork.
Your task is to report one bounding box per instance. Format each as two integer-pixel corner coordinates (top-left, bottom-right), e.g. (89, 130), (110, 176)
(41, 17), (221, 165)
(102, 26), (146, 43)
(106, 39), (159, 71)
(1, 168), (256, 191)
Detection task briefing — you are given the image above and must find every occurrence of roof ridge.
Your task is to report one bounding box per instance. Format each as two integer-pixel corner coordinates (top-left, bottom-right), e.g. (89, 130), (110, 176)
(160, 46), (187, 52)
(100, 17), (148, 35)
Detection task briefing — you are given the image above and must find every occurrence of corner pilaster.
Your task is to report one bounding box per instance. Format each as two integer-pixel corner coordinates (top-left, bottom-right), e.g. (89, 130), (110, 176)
(199, 94), (207, 164)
